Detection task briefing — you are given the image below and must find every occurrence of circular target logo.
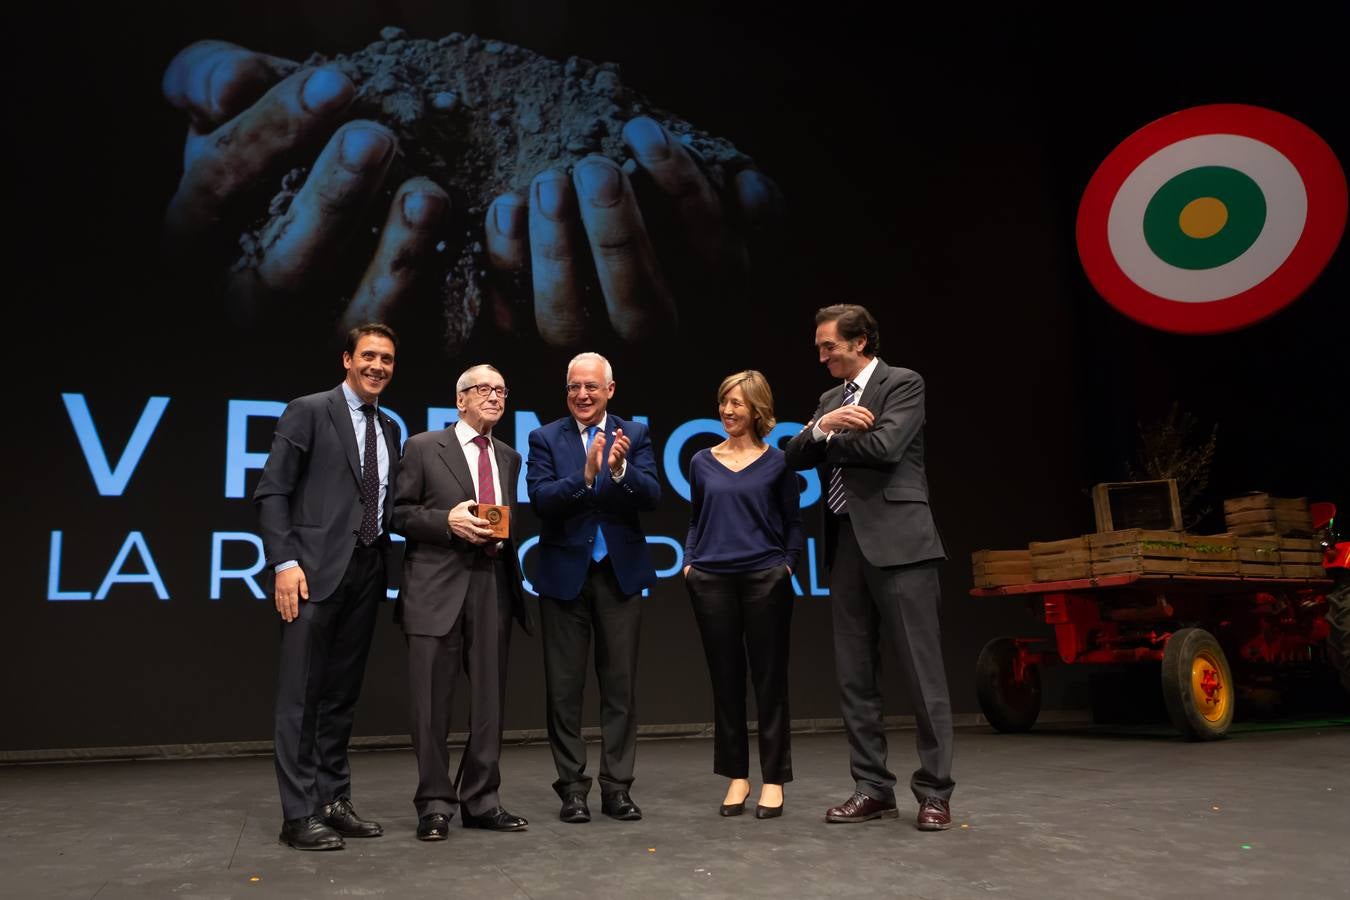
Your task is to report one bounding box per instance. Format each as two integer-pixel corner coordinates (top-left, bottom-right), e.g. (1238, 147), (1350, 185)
(1077, 104), (1346, 334)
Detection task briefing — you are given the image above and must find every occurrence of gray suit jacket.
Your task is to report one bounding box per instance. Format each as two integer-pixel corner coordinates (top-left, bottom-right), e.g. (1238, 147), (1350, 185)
(784, 358), (946, 568)
(254, 385), (401, 604)
(391, 427), (533, 638)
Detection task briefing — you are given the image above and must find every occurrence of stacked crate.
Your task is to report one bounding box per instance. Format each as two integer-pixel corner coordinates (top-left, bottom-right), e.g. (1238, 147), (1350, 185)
(1234, 537), (1282, 578)
(1086, 530), (1187, 576)
(1279, 537), (1325, 578)
(1184, 533), (1239, 576)
(1028, 537), (1091, 582)
(1223, 494), (1313, 537)
(970, 550), (1033, 589)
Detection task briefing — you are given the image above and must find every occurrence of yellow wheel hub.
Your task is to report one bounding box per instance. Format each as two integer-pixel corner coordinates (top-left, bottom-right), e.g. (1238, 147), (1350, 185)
(1191, 651), (1229, 722)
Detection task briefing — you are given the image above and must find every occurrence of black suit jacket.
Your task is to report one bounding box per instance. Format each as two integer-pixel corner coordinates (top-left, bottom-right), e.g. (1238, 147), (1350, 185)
(254, 385), (401, 603)
(392, 426), (534, 637)
(784, 358), (946, 568)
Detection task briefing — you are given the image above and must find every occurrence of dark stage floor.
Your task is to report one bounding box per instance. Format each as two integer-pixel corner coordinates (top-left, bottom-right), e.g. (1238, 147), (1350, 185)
(3, 723), (1349, 899)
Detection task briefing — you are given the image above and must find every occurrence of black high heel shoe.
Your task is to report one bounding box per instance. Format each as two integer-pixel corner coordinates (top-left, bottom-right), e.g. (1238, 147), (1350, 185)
(754, 802), (783, 819)
(719, 800), (745, 817)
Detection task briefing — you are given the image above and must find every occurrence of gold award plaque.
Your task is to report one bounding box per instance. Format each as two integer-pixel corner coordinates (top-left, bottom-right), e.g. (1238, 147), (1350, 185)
(473, 503), (510, 539)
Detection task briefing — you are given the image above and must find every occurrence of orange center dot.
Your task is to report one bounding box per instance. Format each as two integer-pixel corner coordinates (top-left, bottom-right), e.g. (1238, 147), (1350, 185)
(1178, 197), (1228, 239)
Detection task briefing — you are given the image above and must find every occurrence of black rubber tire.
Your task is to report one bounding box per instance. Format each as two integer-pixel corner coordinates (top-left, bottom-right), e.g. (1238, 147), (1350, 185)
(1161, 628), (1234, 741)
(976, 637), (1041, 733)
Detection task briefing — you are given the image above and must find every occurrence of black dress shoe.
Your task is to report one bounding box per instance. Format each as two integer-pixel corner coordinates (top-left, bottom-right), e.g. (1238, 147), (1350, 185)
(560, 792), (591, 823)
(755, 802), (784, 819)
(824, 791), (898, 823)
(462, 807), (528, 831)
(601, 790), (643, 821)
(417, 813), (452, 841)
(719, 800), (745, 817)
(322, 798), (384, 838)
(279, 815), (345, 851)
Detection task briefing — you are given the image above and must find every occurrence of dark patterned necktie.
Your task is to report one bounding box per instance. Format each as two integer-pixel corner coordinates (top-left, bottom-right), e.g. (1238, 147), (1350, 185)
(826, 381), (860, 515)
(471, 435), (499, 556)
(357, 404), (380, 545)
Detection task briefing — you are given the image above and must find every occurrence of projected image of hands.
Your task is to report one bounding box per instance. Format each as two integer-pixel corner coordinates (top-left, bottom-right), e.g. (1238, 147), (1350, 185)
(160, 36), (783, 352)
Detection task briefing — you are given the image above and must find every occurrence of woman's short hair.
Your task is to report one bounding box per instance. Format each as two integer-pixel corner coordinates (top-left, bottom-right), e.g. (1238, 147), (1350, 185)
(718, 370), (776, 440)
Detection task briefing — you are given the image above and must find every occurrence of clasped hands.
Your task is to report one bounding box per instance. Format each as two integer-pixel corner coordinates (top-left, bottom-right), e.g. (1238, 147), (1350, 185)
(584, 427), (629, 487)
(816, 405), (875, 435)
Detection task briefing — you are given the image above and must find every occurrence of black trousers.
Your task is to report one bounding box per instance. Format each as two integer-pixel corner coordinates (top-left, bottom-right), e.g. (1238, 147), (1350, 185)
(686, 565), (794, 784)
(539, 558), (642, 798)
(406, 556), (514, 818)
(273, 543), (383, 821)
(831, 517), (955, 805)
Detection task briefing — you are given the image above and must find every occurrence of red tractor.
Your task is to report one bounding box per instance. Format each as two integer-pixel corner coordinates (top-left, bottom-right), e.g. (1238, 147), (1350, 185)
(972, 502), (1350, 741)
(1314, 502), (1350, 692)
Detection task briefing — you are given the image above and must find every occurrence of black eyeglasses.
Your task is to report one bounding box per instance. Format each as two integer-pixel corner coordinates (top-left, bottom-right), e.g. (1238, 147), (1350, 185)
(565, 382), (607, 395)
(461, 383), (509, 399)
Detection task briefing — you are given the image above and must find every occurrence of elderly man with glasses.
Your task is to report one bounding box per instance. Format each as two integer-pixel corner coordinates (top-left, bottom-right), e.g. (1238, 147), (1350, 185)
(526, 351), (661, 824)
(393, 364), (535, 841)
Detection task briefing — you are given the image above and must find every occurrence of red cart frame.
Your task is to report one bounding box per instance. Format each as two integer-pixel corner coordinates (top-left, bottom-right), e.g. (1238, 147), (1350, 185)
(971, 573), (1335, 739)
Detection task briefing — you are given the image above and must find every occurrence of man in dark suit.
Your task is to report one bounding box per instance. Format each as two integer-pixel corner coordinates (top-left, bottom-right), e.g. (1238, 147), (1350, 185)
(392, 364), (535, 841)
(784, 304), (956, 831)
(255, 323), (401, 851)
(526, 352), (661, 823)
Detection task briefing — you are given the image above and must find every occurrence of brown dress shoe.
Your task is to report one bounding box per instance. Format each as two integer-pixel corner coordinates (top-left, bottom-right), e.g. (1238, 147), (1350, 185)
(825, 791), (898, 823)
(916, 797), (952, 831)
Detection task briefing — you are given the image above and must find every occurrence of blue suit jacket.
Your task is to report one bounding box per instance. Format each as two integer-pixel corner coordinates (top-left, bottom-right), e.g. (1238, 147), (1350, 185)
(527, 415), (661, 599)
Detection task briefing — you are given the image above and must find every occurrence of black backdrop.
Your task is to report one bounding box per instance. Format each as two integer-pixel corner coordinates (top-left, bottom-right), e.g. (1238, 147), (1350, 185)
(6, 2), (1348, 753)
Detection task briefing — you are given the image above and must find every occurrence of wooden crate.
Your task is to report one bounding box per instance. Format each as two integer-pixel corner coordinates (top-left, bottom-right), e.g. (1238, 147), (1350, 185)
(1223, 494), (1313, 537)
(1029, 537), (1090, 581)
(1087, 529), (1188, 576)
(1185, 533), (1239, 577)
(1092, 480), (1182, 533)
(971, 549), (1032, 565)
(971, 550), (1033, 588)
(1281, 564), (1326, 579)
(1238, 561), (1284, 578)
(973, 570), (1035, 588)
(1033, 562), (1093, 582)
(1091, 557), (1188, 576)
(1234, 537), (1281, 563)
(1086, 529), (1186, 557)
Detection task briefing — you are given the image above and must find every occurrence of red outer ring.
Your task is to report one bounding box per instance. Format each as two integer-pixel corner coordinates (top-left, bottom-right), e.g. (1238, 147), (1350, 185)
(1076, 103), (1346, 334)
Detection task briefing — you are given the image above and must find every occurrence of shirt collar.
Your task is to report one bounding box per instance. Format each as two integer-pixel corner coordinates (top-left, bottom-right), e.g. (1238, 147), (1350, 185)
(340, 381), (376, 412)
(575, 414), (608, 435)
(455, 418), (492, 445)
(847, 357), (880, 393)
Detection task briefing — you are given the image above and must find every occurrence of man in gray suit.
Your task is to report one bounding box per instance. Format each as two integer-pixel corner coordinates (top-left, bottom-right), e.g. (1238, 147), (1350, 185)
(784, 304), (955, 831)
(255, 323), (400, 851)
(392, 364), (535, 840)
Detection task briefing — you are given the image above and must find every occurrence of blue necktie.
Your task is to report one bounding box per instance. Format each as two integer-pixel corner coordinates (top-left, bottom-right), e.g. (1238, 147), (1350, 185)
(826, 381), (860, 515)
(586, 425), (608, 562)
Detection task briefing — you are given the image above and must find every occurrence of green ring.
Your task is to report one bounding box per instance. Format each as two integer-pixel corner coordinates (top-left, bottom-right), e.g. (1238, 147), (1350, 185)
(1143, 166), (1266, 270)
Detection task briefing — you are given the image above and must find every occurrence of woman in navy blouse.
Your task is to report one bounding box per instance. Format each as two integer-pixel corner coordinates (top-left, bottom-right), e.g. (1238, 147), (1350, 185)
(684, 370), (803, 819)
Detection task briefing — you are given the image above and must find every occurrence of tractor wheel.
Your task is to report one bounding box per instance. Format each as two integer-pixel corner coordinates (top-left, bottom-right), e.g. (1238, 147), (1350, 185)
(976, 637), (1041, 733)
(1161, 628), (1234, 741)
(1324, 580), (1350, 693)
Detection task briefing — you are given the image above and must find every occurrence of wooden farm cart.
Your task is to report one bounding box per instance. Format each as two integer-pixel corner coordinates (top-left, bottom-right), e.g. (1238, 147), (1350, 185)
(971, 573), (1336, 740)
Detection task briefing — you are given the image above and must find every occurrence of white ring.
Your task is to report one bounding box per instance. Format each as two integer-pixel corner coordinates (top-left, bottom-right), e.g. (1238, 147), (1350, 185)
(1107, 134), (1307, 303)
